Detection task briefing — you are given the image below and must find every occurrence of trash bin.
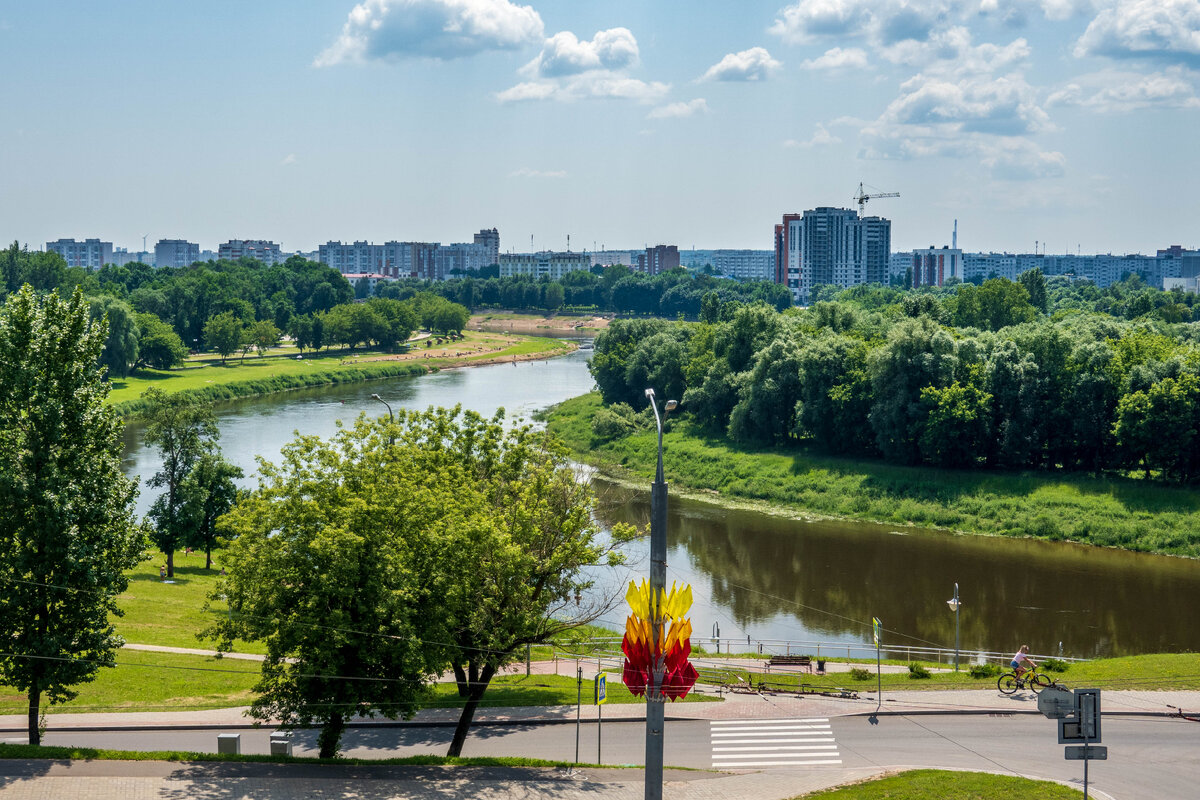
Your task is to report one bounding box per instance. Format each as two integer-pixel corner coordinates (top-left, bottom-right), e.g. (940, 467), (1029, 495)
(270, 733), (292, 757)
(816, 659), (826, 674)
(217, 733), (241, 754)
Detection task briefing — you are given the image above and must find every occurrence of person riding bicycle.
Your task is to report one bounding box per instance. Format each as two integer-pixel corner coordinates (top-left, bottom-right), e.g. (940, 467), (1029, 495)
(1011, 645), (1037, 681)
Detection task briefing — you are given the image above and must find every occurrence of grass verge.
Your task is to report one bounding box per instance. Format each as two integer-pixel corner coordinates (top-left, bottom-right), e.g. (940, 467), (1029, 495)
(0, 742), (595, 768)
(543, 393), (1200, 558)
(797, 769), (1082, 798)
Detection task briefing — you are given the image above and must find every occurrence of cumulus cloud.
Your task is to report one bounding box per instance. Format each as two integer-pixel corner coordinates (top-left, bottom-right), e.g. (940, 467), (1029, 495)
(783, 123), (842, 147)
(881, 71), (1050, 135)
(1048, 66), (1200, 110)
(521, 28), (639, 78)
(280, 154), (297, 166)
(509, 168), (568, 178)
(315, 0), (543, 66)
(700, 47), (782, 81)
(647, 98), (710, 119)
(498, 74), (669, 104)
(1074, 0), (1200, 63)
(770, 0), (874, 43)
(802, 46), (869, 69)
(771, 0), (955, 46)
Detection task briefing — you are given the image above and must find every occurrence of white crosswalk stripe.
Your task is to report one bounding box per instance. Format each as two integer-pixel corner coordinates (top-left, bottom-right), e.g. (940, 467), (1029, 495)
(710, 717), (841, 768)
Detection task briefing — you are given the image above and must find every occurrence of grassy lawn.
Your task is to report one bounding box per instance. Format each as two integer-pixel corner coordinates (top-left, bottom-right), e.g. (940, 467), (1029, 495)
(726, 652), (1200, 693)
(427, 673), (716, 708)
(544, 393), (1200, 558)
(798, 769), (1082, 798)
(0, 649), (259, 715)
(108, 331), (573, 413)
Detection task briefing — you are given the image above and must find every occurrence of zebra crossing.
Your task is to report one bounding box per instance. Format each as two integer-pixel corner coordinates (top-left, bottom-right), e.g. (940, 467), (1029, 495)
(709, 717), (842, 768)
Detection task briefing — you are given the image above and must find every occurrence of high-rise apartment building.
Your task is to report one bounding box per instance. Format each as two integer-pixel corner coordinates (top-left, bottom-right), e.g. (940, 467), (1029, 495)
(46, 238), (113, 269)
(774, 208), (891, 302)
(473, 228), (500, 268)
(218, 239), (283, 265)
(154, 239), (200, 269)
(910, 246), (964, 287)
(638, 244), (680, 275)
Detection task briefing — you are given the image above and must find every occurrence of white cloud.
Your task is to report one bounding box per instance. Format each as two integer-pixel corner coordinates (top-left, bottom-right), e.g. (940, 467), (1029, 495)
(1075, 0), (1200, 63)
(280, 154), (297, 166)
(508, 168), (568, 178)
(881, 71), (1050, 135)
(1048, 66), (1200, 110)
(498, 73), (669, 104)
(315, 0), (543, 66)
(647, 98), (710, 119)
(783, 123), (843, 147)
(802, 46), (869, 69)
(700, 47), (782, 81)
(521, 28), (639, 78)
(770, 0), (874, 44)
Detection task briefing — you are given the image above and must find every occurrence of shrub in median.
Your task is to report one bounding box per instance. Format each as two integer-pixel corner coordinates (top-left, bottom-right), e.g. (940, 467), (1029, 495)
(907, 662), (932, 679)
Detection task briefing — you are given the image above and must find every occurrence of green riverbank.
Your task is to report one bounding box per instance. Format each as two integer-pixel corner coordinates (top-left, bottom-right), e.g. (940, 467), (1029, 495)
(108, 331), (574, 416)
(543, 393), (1200, 558)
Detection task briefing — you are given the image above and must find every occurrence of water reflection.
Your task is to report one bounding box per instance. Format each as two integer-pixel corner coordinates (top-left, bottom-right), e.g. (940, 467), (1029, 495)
(595, 480), (1200, 659)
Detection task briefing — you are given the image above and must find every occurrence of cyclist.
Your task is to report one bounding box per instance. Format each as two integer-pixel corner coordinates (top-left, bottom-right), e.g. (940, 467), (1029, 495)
(1011, 645), (1037, 682)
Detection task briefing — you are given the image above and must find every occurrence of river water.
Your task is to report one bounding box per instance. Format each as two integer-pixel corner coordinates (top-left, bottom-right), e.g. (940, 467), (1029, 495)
(121, 342), (1200, 660)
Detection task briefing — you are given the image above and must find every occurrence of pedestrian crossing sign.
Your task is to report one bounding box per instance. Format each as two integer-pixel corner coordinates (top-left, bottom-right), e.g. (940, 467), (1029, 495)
(595, 672), (607, 705)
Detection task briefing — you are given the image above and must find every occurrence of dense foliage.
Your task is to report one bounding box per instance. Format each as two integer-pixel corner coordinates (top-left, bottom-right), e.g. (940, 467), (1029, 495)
(0, 286), (145, 745)
(591, 274), (1200, 484)
(208, 408), (634, 757)
(377, 264), (793, 317)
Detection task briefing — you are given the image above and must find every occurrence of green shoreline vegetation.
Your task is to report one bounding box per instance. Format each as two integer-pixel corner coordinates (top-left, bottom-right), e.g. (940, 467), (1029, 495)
(546, 392), (1200, 557)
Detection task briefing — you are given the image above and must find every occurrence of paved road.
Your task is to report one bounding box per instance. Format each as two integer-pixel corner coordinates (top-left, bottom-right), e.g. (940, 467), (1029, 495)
(20, 712), (1200, 799)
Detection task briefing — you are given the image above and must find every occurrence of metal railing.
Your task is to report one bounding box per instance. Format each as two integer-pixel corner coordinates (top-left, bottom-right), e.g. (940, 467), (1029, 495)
(552, 636), (1086, 668)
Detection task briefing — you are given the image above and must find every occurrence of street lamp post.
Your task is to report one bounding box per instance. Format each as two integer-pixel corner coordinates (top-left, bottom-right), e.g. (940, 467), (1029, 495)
(644, 388), (676, 800)
(946, 582), (961, 672)
(370, 393), (394, 423)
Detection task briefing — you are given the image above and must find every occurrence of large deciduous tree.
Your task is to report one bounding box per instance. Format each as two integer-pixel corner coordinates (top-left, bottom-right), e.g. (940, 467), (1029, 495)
(142, 388), (218, 577)
(0, 285), (145, 745)
(208, 407), (633, 758)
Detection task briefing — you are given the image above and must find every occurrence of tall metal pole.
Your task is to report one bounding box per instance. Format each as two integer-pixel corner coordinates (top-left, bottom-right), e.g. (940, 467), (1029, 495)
(954, 583), (960, 672)
(644, 389), (668, 800)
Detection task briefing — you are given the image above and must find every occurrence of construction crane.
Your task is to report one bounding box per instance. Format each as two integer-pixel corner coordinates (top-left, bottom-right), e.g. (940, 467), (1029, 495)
(853, 182), (899, 217)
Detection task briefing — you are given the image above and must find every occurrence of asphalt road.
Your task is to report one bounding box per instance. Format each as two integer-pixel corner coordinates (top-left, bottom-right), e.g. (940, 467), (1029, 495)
(35, 713), (1200, 799)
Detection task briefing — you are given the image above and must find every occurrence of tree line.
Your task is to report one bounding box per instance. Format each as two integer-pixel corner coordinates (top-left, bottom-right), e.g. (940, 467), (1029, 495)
(591, 273), (1200, 484)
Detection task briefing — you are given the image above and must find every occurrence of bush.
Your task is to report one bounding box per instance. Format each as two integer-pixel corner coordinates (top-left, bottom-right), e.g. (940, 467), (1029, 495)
(908, 662), (932, 679)
(591, 403), (639, 441)
(968, 662), (1000, 679)
(849, 667), (872, 681)
(1041, 658), (1070, 673)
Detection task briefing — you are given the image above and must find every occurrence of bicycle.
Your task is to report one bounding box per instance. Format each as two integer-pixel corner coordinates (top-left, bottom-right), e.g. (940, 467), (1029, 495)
(997, 665), (1060, 695)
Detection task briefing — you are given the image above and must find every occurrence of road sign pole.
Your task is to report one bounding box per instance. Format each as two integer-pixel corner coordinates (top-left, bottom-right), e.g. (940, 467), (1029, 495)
(598, 701), (602, 765)
(575, 665), (582, 764)
(1084, 744), (1089, 799)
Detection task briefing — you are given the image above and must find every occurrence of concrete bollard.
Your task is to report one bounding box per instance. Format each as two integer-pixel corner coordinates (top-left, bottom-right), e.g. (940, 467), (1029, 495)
(216, 733), (241, 755)
(269, 733), (292, 757)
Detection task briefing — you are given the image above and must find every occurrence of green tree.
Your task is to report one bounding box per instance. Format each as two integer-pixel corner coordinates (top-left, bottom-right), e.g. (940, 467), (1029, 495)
(248, 319), (282, 357)
(918, 378), (993, 466)
(203, 311), (244, 362)
(180, 451), (242, 570)
(208, 408), (633, 758)
(729, 337), (803, 445)
(134, 312), (188, 370)
(0, 286), (144, 745)
(289, 314), (315, 352)
(869, 316), (959, 462)
(1018, 268), (1050, 313)
(88, 296), (140, 378)
(142, 389), (218, 577)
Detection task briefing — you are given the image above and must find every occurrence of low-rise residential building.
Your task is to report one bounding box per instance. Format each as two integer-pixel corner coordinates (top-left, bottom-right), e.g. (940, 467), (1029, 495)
(638, 244), (680, 275)
(499, 251), (592, 280)
(711, 249), (774, 281)
(218, 239), (284, 265)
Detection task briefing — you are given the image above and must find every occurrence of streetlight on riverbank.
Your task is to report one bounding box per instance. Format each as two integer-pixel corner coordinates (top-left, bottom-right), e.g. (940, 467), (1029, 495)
(947, 582), (961, 672)
(644, 388), (676, 800)
(370, 394), (393, 423)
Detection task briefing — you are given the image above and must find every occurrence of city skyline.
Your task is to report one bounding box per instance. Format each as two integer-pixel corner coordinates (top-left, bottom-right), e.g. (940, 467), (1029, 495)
(3, 1), (1198, 255)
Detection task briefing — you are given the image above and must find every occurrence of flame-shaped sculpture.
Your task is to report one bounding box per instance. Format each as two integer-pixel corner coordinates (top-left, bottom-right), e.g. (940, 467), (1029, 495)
(621, 579), (698, 700)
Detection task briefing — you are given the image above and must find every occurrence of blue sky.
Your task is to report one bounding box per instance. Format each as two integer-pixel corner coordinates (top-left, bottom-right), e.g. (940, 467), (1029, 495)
(2, 1), (1197, 255)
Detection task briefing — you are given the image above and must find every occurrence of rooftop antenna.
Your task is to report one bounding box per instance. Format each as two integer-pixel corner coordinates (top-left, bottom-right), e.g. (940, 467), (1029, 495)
(567, 234), (570, 252)
(531, 234), (534, 253)
(141, 234), (148, 263)
(952, 220), (957, 250)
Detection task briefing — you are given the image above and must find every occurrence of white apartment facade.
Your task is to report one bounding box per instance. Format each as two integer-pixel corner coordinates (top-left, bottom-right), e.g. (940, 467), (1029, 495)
(46, 238), (113, 269)
(499, 251), (592, 280)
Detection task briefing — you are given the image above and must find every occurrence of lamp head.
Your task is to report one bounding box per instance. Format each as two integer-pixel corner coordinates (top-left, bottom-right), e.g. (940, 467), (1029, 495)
(947, 598), (961, 611)
(371, 393), (381, 400)
(644, 388), (655, 399)
(665, 400), (678, 412)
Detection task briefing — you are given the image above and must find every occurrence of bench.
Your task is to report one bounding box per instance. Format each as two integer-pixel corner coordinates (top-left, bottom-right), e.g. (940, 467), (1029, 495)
(766, 655), (813, 673)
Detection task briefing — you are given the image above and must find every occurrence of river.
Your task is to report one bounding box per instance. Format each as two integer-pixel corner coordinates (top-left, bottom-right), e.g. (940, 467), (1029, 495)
(121, 342), (1200, 660)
